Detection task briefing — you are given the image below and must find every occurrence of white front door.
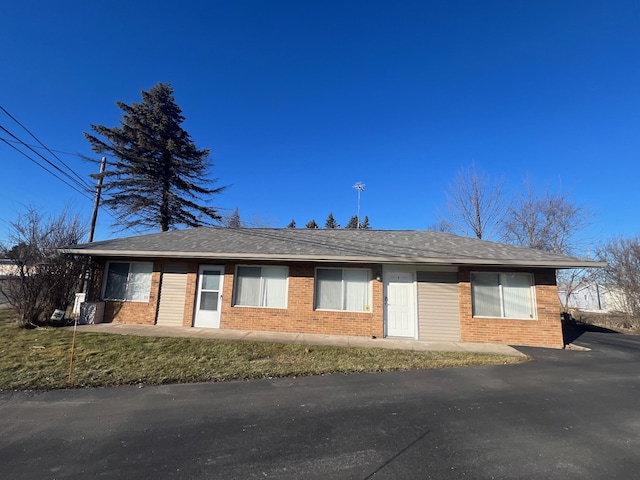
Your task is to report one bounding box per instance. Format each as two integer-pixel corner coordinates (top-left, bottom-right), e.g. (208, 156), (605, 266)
(385, 272), (416, 338)
(193, 265), (224, 328)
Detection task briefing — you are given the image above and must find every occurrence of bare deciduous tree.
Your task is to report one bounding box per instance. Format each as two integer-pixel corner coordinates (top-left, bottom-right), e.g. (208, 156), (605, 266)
(426, 219), (453, 233)
(438, 164), (505, 240)
(502, 183), (590, 255)
(557, 267), (600, 312)
(597, 236), (640, 318)
(0, 207), (87, 325)
(502, 182), (593, 312)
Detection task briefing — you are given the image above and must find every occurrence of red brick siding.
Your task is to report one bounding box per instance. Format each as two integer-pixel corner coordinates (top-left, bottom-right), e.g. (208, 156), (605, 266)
(182, 262), (199, 327)
(97, 258), (384, 337)
(102, 259), (161, 325)
(458, 267), (564, 348)
(93, 258), (160, 325)
(92, 257), (562, 347)
(219, 263), (384, 337)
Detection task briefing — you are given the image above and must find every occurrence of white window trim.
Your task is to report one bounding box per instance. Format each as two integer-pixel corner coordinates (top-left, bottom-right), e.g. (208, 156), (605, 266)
(232, 265), (289, 309)
(101, 261), (153, 303)
(314, 267), (373, 313)
(471, 272), (537, 320)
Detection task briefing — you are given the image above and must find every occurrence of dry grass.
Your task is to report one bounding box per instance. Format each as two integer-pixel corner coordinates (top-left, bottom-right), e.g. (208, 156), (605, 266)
(0, 309), (525, 391)
(568, 309), (640, 332)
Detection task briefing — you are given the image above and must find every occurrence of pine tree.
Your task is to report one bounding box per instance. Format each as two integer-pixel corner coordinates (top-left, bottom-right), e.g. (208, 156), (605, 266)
(344, 215), (359, 229)
(286, 219), (296, 228)
(360, 216), (371, 229)
(84, 83), (226, 232)
(223, 207), (242, 228)
(305, 219), (319, 229)
(325, 212), (338, 229)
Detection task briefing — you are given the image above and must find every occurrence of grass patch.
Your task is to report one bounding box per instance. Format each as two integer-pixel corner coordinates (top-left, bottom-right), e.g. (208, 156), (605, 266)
(568, 309), (640, 332)
(0, 309), (525, 391)
(0, 308), (17, 326)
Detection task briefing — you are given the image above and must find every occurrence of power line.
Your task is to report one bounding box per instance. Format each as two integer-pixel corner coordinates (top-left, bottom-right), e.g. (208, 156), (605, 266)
(0, 125), (93, 195)
(0, 137), (94, 201)
(0, 105), (93, 191)
(0, 137), (145, 237)
(0, 137), (88, 158)
(0, 107), (161, 239)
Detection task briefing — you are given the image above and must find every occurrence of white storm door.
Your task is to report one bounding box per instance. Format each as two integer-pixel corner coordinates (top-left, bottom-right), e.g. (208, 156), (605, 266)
(385, 272), (416, 338)
(194, 265), (224, 328)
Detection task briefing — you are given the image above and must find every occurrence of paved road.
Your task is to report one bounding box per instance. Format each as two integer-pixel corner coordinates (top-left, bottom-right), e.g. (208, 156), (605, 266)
(1, 330), (640, 479)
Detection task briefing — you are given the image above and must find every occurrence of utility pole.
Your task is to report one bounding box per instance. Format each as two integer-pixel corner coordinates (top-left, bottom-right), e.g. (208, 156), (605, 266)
(80, 156), (106, 295)
(72, 156), (106, 385)
(88, 156), (106, 243)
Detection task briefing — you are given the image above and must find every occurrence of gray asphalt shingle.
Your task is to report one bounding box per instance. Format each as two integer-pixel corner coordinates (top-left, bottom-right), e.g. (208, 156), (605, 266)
(64, 228), (604, 268)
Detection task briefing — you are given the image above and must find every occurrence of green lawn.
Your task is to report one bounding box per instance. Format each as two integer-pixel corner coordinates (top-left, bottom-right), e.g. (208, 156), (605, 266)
(0, 309), (526, 390)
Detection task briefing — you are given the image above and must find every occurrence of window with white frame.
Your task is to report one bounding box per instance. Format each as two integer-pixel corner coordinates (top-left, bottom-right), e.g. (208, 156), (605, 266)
(315, 268), (371, 312)
(234, 266), (288, 308)
(471, 272), (536, 319)
(102, 262), (153, 302)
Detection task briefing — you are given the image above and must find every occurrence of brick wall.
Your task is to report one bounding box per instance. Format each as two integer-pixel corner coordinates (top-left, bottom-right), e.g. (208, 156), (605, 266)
(95, 258), (161, 325)
(458, 267), (564, 348)
(97, 258), (384, 337)
(91, 257), (563, 347)
(181, 261), (198, 327)
(218, 262), (384, 337)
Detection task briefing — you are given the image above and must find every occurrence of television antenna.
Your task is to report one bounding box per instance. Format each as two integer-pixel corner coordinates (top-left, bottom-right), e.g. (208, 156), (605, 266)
(353, 182), (365, 228)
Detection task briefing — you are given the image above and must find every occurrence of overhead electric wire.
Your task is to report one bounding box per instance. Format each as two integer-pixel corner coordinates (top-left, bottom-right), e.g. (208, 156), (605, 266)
(0, 137), (94, 201)
(0, 105), (93, 191)
(0, 137), (88, 158)
(0, 107), (163, 238)
(0, 125), (94, 195)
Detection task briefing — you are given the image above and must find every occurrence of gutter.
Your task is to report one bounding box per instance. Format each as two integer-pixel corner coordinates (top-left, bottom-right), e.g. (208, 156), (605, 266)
(61, 248), (606, 269)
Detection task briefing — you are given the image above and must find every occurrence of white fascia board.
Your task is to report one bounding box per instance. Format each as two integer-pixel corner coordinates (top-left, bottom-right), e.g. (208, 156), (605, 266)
(62, 248), (606, 269)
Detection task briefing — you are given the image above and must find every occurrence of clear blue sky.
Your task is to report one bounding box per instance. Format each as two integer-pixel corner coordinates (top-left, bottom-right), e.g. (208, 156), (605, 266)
(1, 1), (638, 247)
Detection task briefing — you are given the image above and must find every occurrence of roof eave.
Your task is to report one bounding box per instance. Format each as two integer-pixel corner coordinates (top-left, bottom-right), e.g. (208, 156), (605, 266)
(61, 248), (606, 269)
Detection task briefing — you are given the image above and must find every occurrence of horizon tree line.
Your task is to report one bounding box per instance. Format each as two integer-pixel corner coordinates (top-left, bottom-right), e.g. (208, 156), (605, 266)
(287, 213), (371, 229)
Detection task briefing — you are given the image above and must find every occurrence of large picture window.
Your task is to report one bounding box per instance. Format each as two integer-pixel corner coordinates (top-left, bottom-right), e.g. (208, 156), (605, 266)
(315, 268), (370, 312)
(471, 272), (535, 319)
(234, 266), (288, 308)
(102, 262), (153, 302)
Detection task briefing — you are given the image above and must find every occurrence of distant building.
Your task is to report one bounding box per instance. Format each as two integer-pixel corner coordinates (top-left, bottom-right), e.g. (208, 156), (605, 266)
(0, 258), (18, 277)
(559, 282), (630, 314)
(558, 282), (606, 311)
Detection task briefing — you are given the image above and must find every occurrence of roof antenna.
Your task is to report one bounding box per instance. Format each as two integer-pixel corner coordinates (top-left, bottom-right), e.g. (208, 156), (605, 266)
(353, 182), (365, 228)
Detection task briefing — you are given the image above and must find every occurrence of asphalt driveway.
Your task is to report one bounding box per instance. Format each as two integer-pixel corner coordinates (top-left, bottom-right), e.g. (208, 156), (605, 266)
(1, 329), (640, 479)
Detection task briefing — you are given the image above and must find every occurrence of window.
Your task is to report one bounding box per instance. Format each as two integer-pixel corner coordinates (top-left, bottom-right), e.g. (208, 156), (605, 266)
(102, 262), (153, 302)
(315, 268), (370, 312)
(234, 266), (288, 308)
(471, 272), (535, 319)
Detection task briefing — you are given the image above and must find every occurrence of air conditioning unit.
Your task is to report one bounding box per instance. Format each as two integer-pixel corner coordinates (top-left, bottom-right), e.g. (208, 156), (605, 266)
(79, 302), (105, 325)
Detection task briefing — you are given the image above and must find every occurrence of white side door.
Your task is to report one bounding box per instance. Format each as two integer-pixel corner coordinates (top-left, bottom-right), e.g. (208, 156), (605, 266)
(193, 265), (224, 328)
(385, 271), (416, 338)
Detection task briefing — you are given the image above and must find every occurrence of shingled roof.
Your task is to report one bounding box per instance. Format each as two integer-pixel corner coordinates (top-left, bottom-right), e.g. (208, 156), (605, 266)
(63, 227), (604, 269)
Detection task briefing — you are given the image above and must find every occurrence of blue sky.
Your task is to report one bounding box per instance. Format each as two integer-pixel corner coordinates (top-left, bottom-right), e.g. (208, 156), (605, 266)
(1, 1), (638, 247)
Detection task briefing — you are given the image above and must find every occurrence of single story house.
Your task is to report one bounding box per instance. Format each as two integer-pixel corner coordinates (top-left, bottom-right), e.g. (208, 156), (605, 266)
(64, 228), (604, 348)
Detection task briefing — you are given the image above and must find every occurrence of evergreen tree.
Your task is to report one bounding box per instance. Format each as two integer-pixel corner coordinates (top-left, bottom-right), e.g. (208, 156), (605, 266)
(84, 82), (226, 232)
(360, 216), (371, 229)
(305, 219), (319, 229)
(325, 212), (338, 229)
(287, 219), (296, 228)
(344, 215), (359, 229)
(223, 207), (242, 228)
